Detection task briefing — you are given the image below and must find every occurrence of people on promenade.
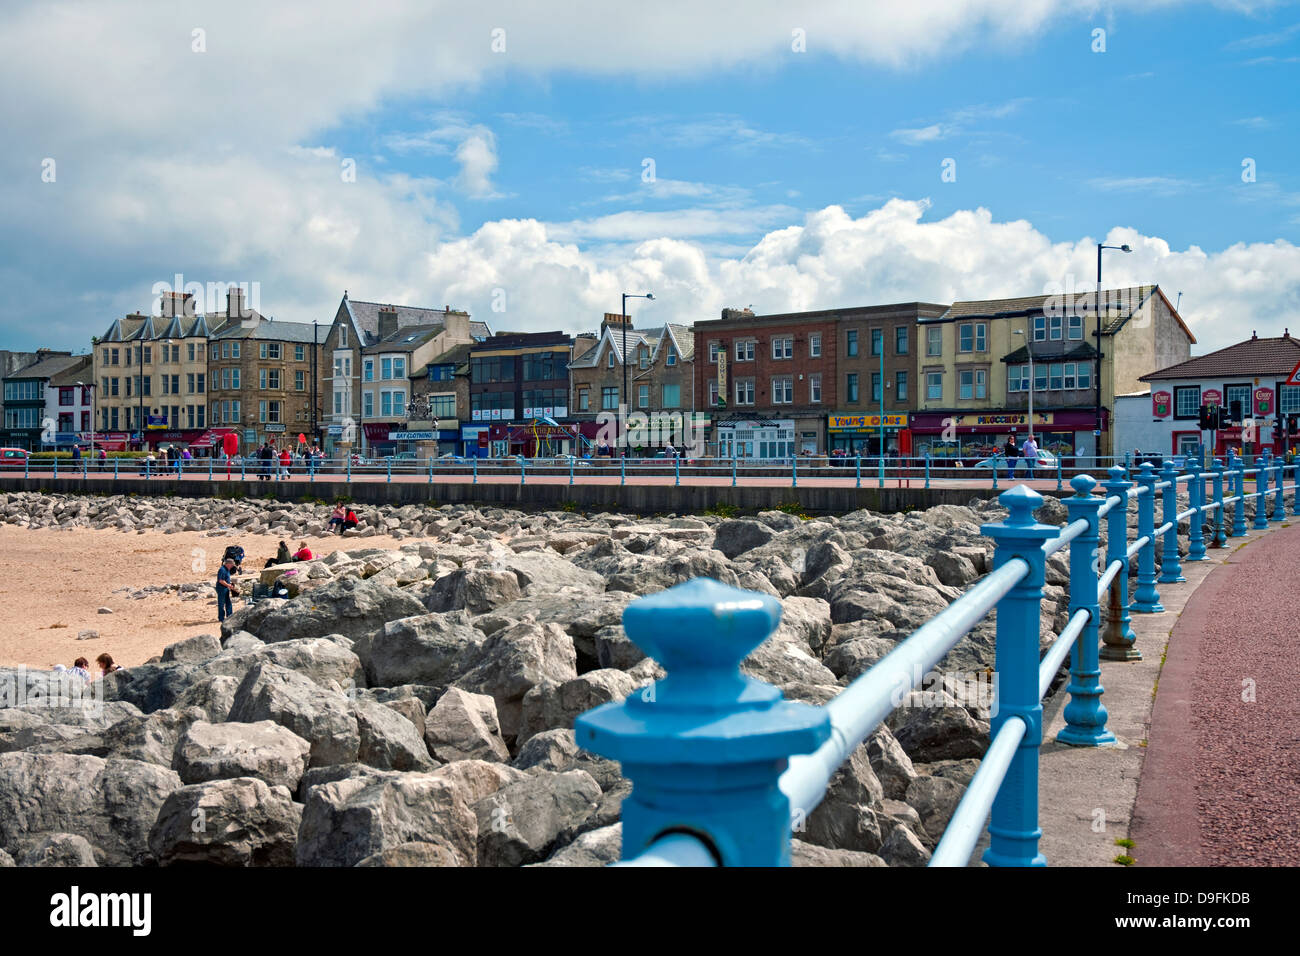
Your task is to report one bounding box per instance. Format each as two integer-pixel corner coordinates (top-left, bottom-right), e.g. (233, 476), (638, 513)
(280, 447), (291, 479)
(216, 556), (239, 622)
(1021, 434), (1039, 474)
(1004, 437), (1019, 477)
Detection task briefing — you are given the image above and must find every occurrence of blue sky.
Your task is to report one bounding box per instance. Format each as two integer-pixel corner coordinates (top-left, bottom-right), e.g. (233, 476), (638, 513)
(1, 0), (1298, 353)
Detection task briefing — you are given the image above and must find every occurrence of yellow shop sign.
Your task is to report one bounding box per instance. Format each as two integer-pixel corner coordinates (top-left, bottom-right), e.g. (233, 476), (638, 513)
(828, 414), (909, 430)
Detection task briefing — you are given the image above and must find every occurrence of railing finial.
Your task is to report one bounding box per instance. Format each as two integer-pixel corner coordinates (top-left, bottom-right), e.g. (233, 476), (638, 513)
(1070, 472), (1097, 497)
(575, 577), (831, 867)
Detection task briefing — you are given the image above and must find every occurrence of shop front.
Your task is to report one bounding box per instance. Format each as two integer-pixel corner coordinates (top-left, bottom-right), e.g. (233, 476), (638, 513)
(460, 424), (491, 458)
(715, 418), (796, 460)
(144, 429), (205, 453)
(490, 421), (578, 458)
(827, 413), (909, 456)
(911, 410), (1104, 464)
(362, 423), (396, 457)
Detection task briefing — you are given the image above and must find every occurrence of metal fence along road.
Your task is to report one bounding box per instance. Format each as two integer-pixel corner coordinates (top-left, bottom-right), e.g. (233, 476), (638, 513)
(571, 451), (1299, 866)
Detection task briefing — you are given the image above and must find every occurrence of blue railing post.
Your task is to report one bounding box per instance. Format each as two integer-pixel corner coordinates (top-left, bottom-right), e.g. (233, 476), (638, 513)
(1292, 461), (1300, 517)
(1273, 457), (1285, 521)
(1056, 453), (1063, 492)
(574, 578), (832, 866)
(924, 452), (931, 490)
(346, 455), (351, 483)
(731, 455), (737, 488)
(791, 455), (796, 489)
(208, 456), (213, 481)
(429, 457), (433, 485)
(1209, 458), (1226, 550)
(241, 456), (246, 481)
(855, 456), (861, 489)
(24, 455), (29, 479)
(472, 455), (478, 484)
(1232, 458), (1247, 537)
(992, 459), (999, 491)
(569, 454), (575, 486)
(82, 454), (87, 478)
(520, 456), (526, 485)
(676, 455), (681, 488)
(1187, 457), (1207, 560)
(1059, 474), (1116, 747)
(1101, 466), (1140, 661)
(1252, 452), (1268, 530)
(53, 456), (58, 479)
(620, 455), (625, 487)
(145, 458), (151, 480)
(980, 485), (1057, 866)
(1132, 462), (1163, 612)
(113, 457), (118, 480)
(387, 457), (392, 483)
(1159, 460), (1185, 583)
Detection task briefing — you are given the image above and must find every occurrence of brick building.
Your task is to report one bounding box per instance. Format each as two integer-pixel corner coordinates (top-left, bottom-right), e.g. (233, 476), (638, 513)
(410, 344), (472, 455)
(467, 331), (574, 457)
(208, 288), (324, 451)
(692, 307), (841, 457)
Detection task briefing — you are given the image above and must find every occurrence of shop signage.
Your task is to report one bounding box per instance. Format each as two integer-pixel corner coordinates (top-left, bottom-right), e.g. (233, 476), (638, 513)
(243, 429), (256, 442)
(949, 412), (1053, 427)
(389, 431), (434, 441)
(1254, 387), (1274, 416)
(1152, 390), (1171, 418)
(828, 414), (909, 430)
(147, 414), (168, 429)
(327, 425), (343, 436)
(264, 424), (286, 433)
(717, 352), (728, 407)
(1202, 388), (1222, 407)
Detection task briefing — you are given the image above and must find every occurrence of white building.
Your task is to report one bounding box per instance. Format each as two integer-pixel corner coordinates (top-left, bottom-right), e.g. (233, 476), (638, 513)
(1125, 332), (1300, 460)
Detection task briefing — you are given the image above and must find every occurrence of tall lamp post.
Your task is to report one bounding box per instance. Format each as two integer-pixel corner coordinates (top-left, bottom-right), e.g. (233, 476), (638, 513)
(1096, 242), (1132, 460)
(620, 291), (654, 453)
(137, 333), (145, 450)
(1012, 328), (1034, 440)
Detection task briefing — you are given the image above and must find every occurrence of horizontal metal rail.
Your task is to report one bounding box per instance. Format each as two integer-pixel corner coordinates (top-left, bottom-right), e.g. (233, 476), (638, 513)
(1125, 534), (1151, 561)
(1039, 608), (1091, 700)
(929, 716), (1028, 867)
(1096, 494), (1124, 519)
(780, 558), (1030, 818)
(613, 833), (718, 867)
(1175, 506), (1198, 521)
(1097, 559), (1123, 599)
(1042, 518), (1089, 557)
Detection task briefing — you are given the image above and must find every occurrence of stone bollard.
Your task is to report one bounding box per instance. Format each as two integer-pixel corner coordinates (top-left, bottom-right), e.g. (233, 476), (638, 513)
(1058, 475), (1116, 747)
(575, 578), (831, 867)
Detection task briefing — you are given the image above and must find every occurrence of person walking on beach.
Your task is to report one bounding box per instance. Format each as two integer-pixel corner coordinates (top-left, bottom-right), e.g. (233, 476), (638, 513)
(216, 556), (239, 622)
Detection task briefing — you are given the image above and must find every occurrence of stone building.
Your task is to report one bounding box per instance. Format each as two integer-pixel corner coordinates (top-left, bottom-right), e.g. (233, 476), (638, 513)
(1, 350), (79, 450)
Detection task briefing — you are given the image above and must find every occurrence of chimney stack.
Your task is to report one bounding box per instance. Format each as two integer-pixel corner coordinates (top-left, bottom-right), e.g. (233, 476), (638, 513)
(378, 305), (400, 340)
(160, 291), (193, 318)
(227, 287), (247, 320)
(721, 307), (756, 320)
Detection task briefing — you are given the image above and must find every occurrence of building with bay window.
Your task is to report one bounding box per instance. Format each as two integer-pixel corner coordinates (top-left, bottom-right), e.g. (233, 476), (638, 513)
(913, 285), (1194, 461)
(1, 350), (80, 450)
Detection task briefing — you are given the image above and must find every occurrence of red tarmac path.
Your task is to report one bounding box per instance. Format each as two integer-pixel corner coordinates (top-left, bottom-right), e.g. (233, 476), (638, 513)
(1131, 520), (1300, 866)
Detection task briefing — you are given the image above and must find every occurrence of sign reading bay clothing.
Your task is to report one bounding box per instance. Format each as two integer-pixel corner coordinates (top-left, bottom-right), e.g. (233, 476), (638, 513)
(388, 431), (434, 440)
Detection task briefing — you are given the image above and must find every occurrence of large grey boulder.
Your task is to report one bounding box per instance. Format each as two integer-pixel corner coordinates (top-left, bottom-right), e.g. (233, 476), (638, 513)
(215, 637), (365, 691)
(162, 634), (222, 664)
(352, 700), (436, 771)
(517, 670), (637, 747)
(531, 822), (622, 867)
(172, 674), (240, 723)
(355, 840), (463, 867)
(100, 663), (204, 714)
(33, 707), (204, 768)
(240, 577), (426, 643)
(352, 613), (484, 688)
(791, 841), (887, 867)
(904, 775), (967, 844)
(16, 832), (99, 867)
(424, 567), (522, 615)
(867, 725), (918, 800)
(228, 663), (360, 768)
(742, 637), (837, 687)
(472, 769), (602, 867)
(295, 772), (477, 867)
(174, 720), (311, 791)
(925, 551), (980, 588)
(890, 693), (990, 762)
(149, 777), (301, 866)
(428, 760), (529, 805)
(0, 753), (181, 866)
(424, 688), (509, 763)
(879, 823), (932, 867)
(453, 621), (577, 741)
(712, 519), (776, 559)
(490, 552), (605, 596)
(797, 743), (885, 854)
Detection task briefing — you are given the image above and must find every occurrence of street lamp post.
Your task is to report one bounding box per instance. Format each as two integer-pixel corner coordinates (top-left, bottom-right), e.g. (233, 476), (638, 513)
(620, 291), (654, 453)
(1095, 242), (1132, 461)
(1013, 328), (1034, 439)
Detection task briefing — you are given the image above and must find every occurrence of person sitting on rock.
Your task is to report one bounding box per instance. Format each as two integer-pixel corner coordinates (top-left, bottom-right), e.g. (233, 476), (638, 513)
(293, 541), (313, 561)
(95, 653), (121, 677)
(343, 507), (360, 532)
(68, 657), (92, 682)
(274, 540), (292, 565)
(328, 504), (346, 533)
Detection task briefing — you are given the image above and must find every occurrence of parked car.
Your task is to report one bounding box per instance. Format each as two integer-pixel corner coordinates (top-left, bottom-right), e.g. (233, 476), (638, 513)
(0, 448), (29, 470)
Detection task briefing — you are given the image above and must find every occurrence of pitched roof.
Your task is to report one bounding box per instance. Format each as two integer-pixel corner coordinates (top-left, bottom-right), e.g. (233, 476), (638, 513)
(100, 313), (210, 341)
(934, 285), (1195, 343)
(427, 343), (474, 367)
(469, 320), (492, 341)
(11, 353), (82, 381)
(342, 298), (472, 347)
(210, 319), (322, 344)
(569, 325), (657, 369)
(1140, 334), (1300, 382)
(362, 324), (445, 354)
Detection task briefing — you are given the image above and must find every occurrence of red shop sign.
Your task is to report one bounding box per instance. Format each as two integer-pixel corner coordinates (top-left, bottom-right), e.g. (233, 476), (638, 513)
(1152, 390), (1171, 418)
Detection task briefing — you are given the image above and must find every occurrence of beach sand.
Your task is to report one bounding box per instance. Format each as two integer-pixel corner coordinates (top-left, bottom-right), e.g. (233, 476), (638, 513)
(0, 525), (410, 669)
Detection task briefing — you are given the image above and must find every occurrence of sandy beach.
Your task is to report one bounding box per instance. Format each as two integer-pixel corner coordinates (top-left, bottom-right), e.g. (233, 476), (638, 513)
(0, 525), (409, 669)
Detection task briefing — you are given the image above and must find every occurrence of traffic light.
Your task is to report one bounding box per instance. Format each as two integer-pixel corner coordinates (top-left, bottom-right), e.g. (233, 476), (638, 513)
(1230, 399), (1243, 424)
(1288, 414), (1298, 436)
(1199, 405), (1220, 430)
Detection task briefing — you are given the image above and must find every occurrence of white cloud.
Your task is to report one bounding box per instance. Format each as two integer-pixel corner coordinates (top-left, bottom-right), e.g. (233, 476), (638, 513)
(455, 130), (502, 198)
(890, 124), (947, 145)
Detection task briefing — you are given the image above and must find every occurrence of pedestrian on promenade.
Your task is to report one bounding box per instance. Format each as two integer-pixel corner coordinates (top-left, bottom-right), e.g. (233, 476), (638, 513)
(216, 557), (239, 622)
(1004, 437), (1019, 477)
(1021, 434), (1039, 474)
(279, 447), (291, 480)
(72, 444), (81, 465)
(260, 442), (274, 481)
(97, 447), (107, 471)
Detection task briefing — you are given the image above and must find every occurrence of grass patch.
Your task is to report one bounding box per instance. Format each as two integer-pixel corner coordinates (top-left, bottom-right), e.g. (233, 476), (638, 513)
(1114, 837), (1135, 849)
(1113, 854), (1135, 866)
(703, 501), (740, 519)
(775, 499), (814, 520)
(560, 500), (579, 513)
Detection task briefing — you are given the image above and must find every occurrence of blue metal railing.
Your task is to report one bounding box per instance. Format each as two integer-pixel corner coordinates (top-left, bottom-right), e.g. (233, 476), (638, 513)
(575, 452), (1300, 866)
